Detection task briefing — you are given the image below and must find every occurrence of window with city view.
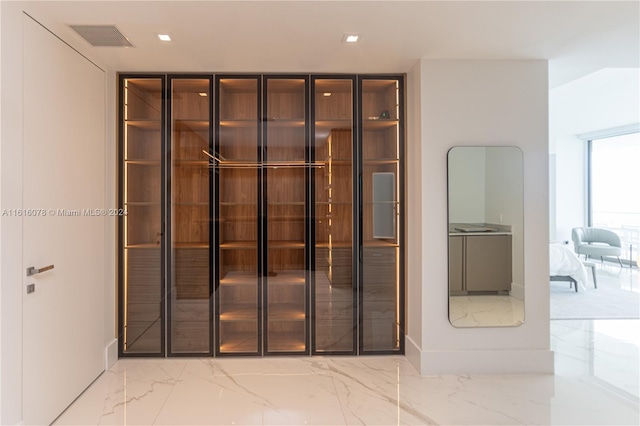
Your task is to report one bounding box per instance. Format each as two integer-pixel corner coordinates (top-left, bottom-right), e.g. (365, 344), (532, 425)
(590, 131), (640, 265)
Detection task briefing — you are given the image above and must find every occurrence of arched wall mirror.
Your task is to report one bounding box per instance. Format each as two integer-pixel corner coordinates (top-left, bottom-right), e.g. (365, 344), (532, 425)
(447, 146), (524, 327)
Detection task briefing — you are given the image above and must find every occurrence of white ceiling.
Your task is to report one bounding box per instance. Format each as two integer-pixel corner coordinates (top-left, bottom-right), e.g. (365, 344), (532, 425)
(551, 68), (640, 137)
(16, 0), (640, 87)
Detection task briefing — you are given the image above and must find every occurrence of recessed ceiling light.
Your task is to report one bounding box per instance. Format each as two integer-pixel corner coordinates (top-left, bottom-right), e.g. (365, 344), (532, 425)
(323, 92), (332, 97)
(198, 92), (208, 97)
(158, 34), (171, 41)
(344, 34), (359, 43)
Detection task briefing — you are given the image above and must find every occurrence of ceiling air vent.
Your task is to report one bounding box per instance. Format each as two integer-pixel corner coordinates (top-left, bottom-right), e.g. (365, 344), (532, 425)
(69, 25), (133, 47)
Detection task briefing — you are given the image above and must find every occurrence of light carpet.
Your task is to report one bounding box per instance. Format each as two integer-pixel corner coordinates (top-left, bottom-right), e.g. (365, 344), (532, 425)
(551, 263), (640, 319)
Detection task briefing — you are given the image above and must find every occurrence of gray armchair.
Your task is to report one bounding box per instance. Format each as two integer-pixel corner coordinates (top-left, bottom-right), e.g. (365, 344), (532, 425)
(571, 227), (623, 266)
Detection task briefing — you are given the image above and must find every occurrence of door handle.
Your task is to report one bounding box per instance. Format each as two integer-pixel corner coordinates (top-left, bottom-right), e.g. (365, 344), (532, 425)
(26, 264), (54, 277)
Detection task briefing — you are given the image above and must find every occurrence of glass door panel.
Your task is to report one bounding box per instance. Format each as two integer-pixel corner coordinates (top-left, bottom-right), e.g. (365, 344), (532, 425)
(264, 76), (308, 353)
(266, 167), (307, 352)
(218, 78), (259, 163)
(216, 77), (261, 355)
(169, 78), (212, 354)
(218, 167), (260, 354)
(265, 78), (307, 163)
(313, 78), (355, 353)
(122, 77), (164, 354)
(360, 78), (402, 352)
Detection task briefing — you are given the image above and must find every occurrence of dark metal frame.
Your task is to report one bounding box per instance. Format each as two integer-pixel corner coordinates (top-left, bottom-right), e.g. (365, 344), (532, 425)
(262, 75), (311, 356)
(357, 75), (406, 356)
(118, 73), (406, 359)
(117, 73), (167, 358)
(166, 74), (215, 357)
(309, 75), (359, 356)
(213, 74), (263, 357)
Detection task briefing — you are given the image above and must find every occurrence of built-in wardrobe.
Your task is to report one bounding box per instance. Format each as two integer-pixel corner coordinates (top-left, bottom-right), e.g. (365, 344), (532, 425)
(118, 74), (404, 357)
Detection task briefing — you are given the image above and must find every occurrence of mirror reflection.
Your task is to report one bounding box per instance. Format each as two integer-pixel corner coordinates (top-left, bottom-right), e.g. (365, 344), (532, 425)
(447, 146), (524, 327)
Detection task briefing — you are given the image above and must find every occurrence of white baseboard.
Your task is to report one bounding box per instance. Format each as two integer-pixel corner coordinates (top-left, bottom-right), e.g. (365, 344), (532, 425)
(405, 335), (423, 374)
(405, 335), (554, 375)
(105, 338), (118, 370)
(419, 348), (554, 375)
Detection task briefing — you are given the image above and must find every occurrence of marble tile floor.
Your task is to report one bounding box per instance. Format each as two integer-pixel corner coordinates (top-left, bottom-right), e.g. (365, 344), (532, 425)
(55, 319), (639, 426)
(449, 295), (524, 327)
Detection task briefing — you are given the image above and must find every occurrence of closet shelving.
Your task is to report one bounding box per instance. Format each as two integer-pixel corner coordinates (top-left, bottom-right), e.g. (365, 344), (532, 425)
(118, 73), (404, 357)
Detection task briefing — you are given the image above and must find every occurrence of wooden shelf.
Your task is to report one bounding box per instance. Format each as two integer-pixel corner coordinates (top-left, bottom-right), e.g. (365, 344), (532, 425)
(172, 120), (209, 131)
(319, 158), (352, 164)
(125, 243), (161, 249)
(265, 119), (305, 128)
(316, 242), (352, 248)
(262, 162), (308, 168)
(219, 305), (258, 322)
(268, 202), (304, 206)
(218, 332), (258, 353)
(125, 201), (160, 206)
(125, 119), (161, 129)
(172, 160), (209, 166)
(315, 119), (352, 130)
(220, 272), (258, 285)
(172, 202), (209, 207)
(220, 241), (257, 249)
(219, 119), (259, 128)
(220, 118), (305, 128)
(266, 271), (305, 285)
(269, 241), (304, 249)
(126, 159), (160, 166)
(267, 304), (305, 321)
(362, 119), (399, 130)
(315, 201), (352, 205)
(171, 243), (209, 249)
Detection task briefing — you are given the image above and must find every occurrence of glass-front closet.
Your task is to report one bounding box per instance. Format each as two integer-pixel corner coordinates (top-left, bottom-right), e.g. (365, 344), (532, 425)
(118, 73), (404, 357)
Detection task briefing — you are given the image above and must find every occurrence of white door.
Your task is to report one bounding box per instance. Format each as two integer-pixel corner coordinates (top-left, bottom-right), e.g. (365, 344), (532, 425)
(22, 16), (106, 425)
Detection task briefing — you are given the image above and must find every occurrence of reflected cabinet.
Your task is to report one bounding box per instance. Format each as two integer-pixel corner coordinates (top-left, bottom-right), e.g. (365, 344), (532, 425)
(118, 74), (404, 357)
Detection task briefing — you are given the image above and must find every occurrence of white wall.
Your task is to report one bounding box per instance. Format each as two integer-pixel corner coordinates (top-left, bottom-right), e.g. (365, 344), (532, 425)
(1, 4), (25, 423)
(105, 60), (118, 366)
(406, 59), (553, 375)
(1, 16), (556, 416)
(0, 5), (117, 423)
(0, 2), (4, 421)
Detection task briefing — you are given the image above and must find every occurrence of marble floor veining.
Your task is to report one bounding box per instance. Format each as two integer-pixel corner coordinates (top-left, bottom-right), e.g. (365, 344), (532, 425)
(449, 295), (524, 327)
(55, 319), (639, 426)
